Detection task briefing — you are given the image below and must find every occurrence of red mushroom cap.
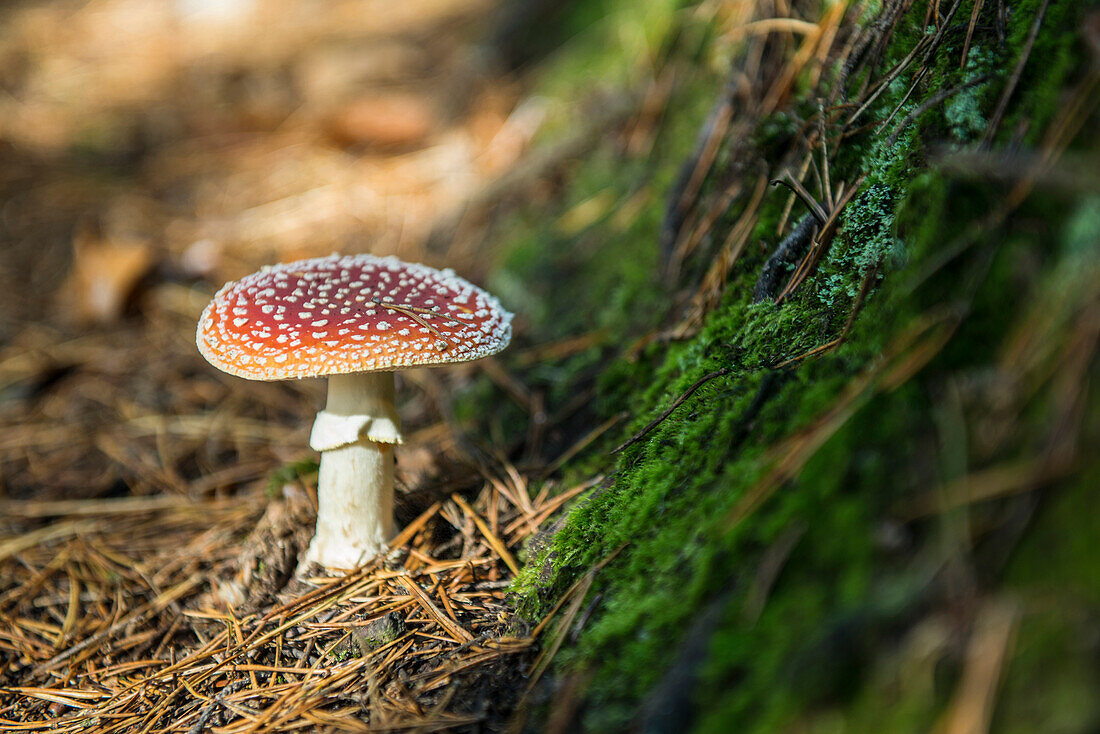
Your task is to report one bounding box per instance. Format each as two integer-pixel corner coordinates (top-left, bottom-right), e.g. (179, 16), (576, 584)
(197, 254), (513, 380)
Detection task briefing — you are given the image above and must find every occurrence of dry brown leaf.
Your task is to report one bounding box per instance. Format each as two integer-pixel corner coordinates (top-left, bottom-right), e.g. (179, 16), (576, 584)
(60, 226), (155, 324)
(327, 93), (439, 149)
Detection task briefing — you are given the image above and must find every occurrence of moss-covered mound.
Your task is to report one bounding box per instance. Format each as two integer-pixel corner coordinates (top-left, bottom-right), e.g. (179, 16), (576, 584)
(484, 0), (1099, 730)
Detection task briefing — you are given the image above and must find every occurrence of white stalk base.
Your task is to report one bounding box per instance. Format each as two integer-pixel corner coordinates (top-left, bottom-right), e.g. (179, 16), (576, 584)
(300, 439), (395, 570)
(298, 372), (402, 574)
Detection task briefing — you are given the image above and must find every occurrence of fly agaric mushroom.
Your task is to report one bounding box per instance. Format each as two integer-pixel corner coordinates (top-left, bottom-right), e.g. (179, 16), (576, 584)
(196, 254), (512, 571)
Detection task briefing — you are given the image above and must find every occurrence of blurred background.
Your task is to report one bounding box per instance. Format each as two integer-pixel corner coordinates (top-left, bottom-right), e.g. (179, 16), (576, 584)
(0, 0), (547, 503)
(0, 0), (535, 327)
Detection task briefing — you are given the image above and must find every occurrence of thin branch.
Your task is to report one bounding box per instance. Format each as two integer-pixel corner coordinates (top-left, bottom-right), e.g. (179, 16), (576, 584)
(960, 0), (986, 68)
(887, 73), (993, 147)
(817, 102), (833, 209)
(981, 0), (1050, 148)
(770, 174), (828, 225)
(612, 368), (731, 454)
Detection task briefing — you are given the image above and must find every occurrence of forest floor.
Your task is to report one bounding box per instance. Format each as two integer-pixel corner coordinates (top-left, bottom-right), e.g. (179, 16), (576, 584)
(1, 0), (1098, 732)
(0, 0), (565, 730)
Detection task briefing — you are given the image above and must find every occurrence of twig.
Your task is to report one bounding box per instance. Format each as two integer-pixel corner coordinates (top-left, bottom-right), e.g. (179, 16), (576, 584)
(960, 0), (986, 68)
(754, 213), (818, 303)
(887, 73), (993, 147)
(612, 368), (731, 454)
(845, 35), (931, 127)
(982, 0), (1050, 148)
(770, 174), (828, 225)
(879, 66), (928, 132)
(772, 261), (881, 369)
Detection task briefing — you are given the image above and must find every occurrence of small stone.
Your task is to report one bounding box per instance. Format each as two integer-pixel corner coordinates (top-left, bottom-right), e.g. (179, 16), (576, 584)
(351, 612), (406, 655)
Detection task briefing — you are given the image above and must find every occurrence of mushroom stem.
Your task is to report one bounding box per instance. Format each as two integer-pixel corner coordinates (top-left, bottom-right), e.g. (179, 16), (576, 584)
(300, 372), (403, 572)
(304, 437), (394, 569)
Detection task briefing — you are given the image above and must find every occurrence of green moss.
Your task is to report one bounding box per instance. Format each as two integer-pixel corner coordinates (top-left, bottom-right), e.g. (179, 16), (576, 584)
(945, 47), (995, 143)
(1005, 464), (1100, 611)
(491, 0), (1098, 730)
(994, 0), (1085, 145)
(990, 441), (1100, 734)
(994, 605), (1100, 734)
